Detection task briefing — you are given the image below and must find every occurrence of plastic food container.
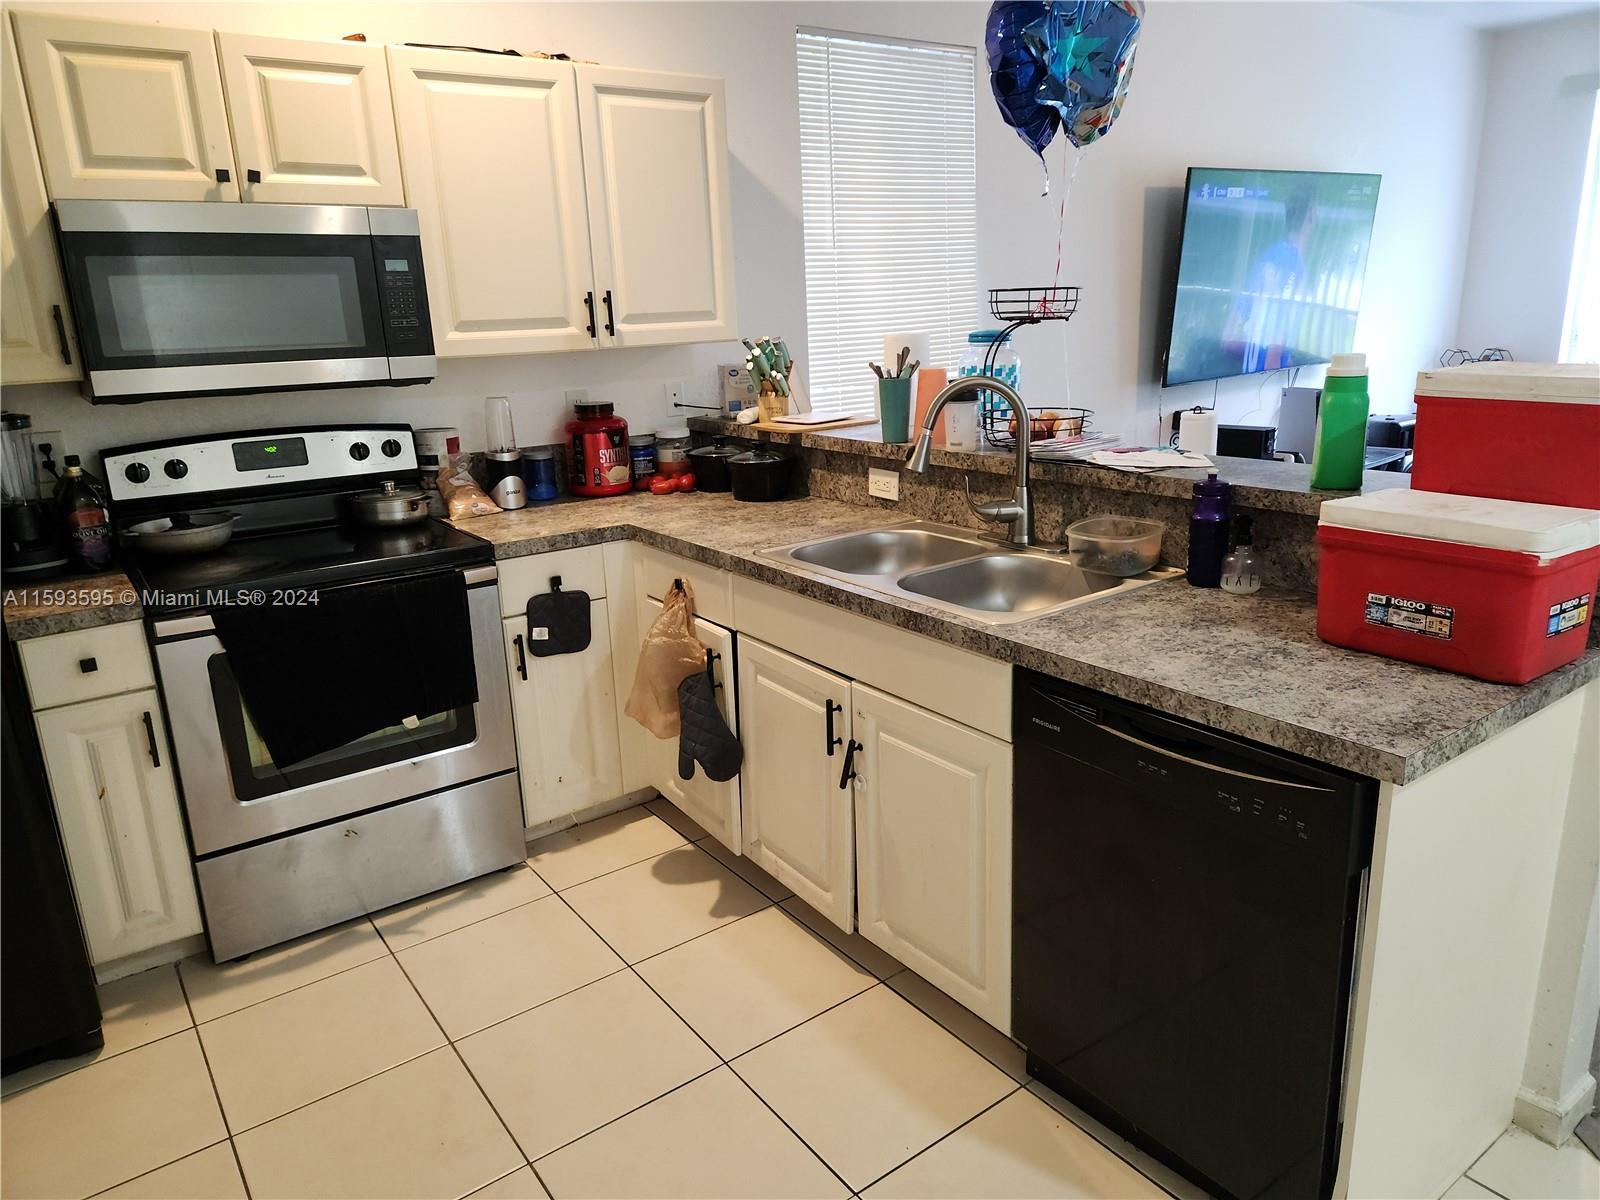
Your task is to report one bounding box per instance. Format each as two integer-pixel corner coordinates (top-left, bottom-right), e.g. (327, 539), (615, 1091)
(1317, 488), (1600, 684)
(1411, 362), (1600, 508)
(1067, 516), (1164, 576)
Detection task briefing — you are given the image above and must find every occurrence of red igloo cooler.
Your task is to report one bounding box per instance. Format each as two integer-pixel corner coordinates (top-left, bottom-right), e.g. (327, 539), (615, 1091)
(1411, 362), (1600, 508)
(1317, 489), (1600, 684)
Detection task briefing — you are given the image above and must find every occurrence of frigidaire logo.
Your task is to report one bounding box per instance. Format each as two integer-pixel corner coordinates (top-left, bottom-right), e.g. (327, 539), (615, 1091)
(1030, 717), (1062, 733)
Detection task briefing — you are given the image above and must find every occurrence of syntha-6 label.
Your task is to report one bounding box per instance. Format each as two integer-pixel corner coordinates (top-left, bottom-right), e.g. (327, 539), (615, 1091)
(1365, 593), (1454, 640)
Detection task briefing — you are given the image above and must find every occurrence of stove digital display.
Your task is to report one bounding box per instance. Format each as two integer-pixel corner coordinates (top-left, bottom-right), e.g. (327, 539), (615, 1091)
(233, 437), (309, 472)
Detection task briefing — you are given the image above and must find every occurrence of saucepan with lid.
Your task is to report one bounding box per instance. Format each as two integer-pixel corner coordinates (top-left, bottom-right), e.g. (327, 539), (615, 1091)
(348, 480), (431, 528)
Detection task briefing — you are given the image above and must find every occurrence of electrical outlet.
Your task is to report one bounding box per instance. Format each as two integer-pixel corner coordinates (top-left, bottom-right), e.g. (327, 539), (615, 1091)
(665, 381), (684, 410)
(31, 430), (64, 487)
(868, 467), (900, 501)
(564, 388), (589, 405)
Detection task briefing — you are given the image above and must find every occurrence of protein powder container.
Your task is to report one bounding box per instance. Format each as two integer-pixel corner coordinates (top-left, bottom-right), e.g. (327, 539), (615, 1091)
(628, 433), (657, 490)
(567, 400), (631, 497)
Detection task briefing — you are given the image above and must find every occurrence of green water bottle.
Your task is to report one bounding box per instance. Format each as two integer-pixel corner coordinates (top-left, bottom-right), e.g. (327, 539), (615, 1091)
(1311, 353), (1370, 490)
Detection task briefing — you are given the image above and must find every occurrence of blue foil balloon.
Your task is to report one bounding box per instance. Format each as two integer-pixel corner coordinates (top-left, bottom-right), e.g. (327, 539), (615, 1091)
(1034, 0), (1144, 149)
(985, 2), (1060, 164)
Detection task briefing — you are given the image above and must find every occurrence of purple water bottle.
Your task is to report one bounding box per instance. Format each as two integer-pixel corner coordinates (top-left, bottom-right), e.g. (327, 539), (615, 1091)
(1187, 471), (1232, 588)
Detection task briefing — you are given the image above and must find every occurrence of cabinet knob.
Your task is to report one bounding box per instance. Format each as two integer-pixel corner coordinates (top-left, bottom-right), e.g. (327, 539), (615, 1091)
(215, 167), (231, 183)
(246, 169), (262, 184)
(77, 656), (97, 674)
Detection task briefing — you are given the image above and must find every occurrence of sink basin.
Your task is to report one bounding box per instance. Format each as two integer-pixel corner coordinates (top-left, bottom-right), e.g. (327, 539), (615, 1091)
(788, 527), (983, 575)
(898, 553), (1121, 614)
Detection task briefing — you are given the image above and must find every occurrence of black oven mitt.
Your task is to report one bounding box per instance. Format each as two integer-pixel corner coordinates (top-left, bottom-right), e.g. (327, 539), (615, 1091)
(677, 669), (742, 783)
(525, 575), (590, 657)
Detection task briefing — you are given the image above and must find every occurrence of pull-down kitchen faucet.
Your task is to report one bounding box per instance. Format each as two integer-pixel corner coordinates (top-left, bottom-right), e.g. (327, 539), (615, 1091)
(905, 374), (1038, 548)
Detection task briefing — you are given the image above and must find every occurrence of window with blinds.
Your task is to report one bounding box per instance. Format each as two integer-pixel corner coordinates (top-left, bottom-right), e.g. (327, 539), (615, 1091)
(797, 28), (980, 415)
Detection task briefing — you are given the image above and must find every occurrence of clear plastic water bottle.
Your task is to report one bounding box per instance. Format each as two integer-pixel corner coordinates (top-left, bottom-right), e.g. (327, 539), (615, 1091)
(957, 330), (1021, 439)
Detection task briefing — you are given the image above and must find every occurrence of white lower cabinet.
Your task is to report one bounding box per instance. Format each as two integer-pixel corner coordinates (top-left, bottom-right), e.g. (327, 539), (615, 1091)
(635, 593), (741, 854)
(737, 638), (855, 932)
(503, 599), (623, 828)
(852, 683), (1013, 1033)
(35, 690), (201, 965)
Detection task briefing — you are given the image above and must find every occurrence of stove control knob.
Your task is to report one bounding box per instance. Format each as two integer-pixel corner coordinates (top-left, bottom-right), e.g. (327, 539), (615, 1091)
(380, 438), (402, 458)
(124, 462), (150, 484)
(349, 442), (371, 461)
(164, 459), (188, 480)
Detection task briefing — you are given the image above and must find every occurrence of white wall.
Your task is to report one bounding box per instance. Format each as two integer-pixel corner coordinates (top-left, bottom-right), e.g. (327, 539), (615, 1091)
(1457, 9), (1599, 361)
(1, 0), (1488, 458)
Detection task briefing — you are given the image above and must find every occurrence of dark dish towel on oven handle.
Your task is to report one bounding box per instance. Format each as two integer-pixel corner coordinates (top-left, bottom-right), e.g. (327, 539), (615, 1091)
(209, 571), (479, 768)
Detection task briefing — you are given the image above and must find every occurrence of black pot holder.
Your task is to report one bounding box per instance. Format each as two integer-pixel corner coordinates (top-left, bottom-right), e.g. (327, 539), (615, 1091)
(525, 575), (591, 657)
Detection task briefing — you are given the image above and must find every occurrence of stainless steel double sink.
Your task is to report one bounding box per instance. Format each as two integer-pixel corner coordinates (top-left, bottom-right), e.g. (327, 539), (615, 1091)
(763, 520), (1178, 625)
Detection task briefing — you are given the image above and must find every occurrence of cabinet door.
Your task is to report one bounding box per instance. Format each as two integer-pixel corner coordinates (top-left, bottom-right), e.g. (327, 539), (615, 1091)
(575, 65), (735, 348)
(737, 638), (853, 931)
(217, 32), (403, 206)
(389, 47), (596, 357)
(35, 690), (201, 965)
(1, 19), (76, 383)
(503, 601), (623, 829)
(852, 683), (1012, 1032)
(13, 12), (238, 202)
(635, 593), (741, 854)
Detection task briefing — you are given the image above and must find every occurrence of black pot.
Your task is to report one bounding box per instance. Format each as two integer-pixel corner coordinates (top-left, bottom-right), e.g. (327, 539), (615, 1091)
(727, 447), (793, 502)
(688, 440), (738, 492)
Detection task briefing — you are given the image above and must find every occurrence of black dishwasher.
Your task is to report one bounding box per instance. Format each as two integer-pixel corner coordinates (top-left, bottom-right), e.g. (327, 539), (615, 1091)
(1012, 669), (1374, 1200)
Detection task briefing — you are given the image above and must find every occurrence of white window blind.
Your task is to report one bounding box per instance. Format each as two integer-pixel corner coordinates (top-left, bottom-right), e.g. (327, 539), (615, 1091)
(797, 28), (980, 415)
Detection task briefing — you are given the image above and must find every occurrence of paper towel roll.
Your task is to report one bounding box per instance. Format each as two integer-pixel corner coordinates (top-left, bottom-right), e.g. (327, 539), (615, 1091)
(882, 331), (931, 378)
(1178, 408), (1219, 455)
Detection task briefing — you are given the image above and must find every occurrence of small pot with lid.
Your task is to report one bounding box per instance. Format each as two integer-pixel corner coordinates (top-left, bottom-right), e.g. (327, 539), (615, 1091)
(688, 439), (739, 492)
(349, 480), (431, 528)
(727, 447), (794, 502)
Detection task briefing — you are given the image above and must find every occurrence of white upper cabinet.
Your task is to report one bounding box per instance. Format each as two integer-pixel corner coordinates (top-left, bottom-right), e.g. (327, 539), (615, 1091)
(2, 18), (76, 383)
(576, 65), (736, 348)
(217, 32), (404, 206)
(389, 47), (596, 356)
(12, 11), (238, 202)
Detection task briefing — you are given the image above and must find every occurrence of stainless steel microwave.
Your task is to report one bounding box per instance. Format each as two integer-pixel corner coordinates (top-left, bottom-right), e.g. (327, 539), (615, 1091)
(53, 201), (436, 404)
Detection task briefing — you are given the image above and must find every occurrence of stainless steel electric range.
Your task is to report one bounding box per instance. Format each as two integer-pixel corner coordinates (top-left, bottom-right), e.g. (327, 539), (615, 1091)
(102, 425), (521, 961)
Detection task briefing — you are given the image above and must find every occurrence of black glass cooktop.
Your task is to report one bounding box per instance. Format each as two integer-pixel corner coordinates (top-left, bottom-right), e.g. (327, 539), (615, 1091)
(126, 520), (493, 618)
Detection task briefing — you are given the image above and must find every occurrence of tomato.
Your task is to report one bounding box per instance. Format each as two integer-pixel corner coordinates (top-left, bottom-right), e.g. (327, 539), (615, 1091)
(647, 474), (676, 495)
(675, 472), (696, 493)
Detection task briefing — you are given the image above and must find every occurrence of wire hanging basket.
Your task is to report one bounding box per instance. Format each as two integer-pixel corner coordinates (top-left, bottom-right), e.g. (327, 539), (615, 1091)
(970, 287), (1086, 450)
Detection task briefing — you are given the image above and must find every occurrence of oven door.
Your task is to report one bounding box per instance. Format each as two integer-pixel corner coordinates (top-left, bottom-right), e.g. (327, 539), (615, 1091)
(153, 571), (515, 857)
(53, 201), (430, 402)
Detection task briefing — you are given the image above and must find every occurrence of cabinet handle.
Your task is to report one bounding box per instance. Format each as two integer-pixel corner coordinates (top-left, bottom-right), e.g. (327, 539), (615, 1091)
(77, 656), (97, 674)
(215, 167), (231, 183)
(825, 699), (842, 756)
(141, 711), (160, 769)
(246, 168), (262, 184)
(601, 289), (616, 337)
(704, 647), (723, 691)
(50, 305), (70, 364)
(582, 291), (596, 338)
(838, 739), (862, 790)
(512, 633), (527, 681)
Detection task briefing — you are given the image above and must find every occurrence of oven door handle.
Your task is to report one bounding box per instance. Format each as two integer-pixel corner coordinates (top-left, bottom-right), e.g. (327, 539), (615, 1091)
(141, 710), (161, 769)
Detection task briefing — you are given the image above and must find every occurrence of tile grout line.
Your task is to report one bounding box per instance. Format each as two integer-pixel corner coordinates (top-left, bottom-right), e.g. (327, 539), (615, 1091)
(848, 1079), (1027, 1196)
(82, 1138), (236, 1200)
(175, 966), (255, 1200)
(373, 863), (550, 955)
(1460, 1174), (1512, 1200)
(181, 920), (389, 1029)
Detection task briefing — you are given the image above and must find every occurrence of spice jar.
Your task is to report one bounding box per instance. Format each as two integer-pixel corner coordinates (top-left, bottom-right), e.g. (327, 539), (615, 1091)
(655, 425), (692, 479)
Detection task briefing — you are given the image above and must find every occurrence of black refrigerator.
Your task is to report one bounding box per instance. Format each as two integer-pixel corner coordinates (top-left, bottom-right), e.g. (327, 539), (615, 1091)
(2, 639), (102, 1075)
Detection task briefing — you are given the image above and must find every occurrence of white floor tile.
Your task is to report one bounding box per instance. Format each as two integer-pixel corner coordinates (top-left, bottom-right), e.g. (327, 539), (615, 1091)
(734, 986), (1015, 1191)
(863, 1089), (1163, 1198)
(637, 905), (872, 1057)
(528, 808), (686, 890)
(0, 1030), (227, 1199)
(1442, 1177), (1502, 1198)
(562, 846), (767, 963)
(233, 1047), (522, 1200)
(2, 964), (193, 1097)
(535, 1066), (848, 1199)
(199, 956), (445, 1131)
(1468, 1125), (1600, 1200)
(645, 795), (712, 842)
(459, 970), (718, 1160)
(886, 970), (1027, 1083)
(1025, 1082), (1211, 1200)
(95, 1143), (246, 1199)
(180, 918), (387, 1024)
(778, 898), (903, 979)
(469, 1166), (551, 1199)
(396, 895), (623, 1038)
(374, 864), (551, 952)
(699, 836), (794, 901)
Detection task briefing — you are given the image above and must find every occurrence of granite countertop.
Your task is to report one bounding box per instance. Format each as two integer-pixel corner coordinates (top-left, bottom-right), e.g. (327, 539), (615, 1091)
(2, 570), (141, 640)
(461, 491), (1597, 785)
(688, 416), (1411, 517)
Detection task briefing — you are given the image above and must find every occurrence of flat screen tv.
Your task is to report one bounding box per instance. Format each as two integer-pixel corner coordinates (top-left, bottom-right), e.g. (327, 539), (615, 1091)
(1161, 167), (1381, 388)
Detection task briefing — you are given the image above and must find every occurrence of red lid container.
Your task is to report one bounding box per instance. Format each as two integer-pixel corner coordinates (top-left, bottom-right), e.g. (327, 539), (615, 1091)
(566, 400), (631, 497)
(1316, 489), (1600, 685)
(1411, 363), (1600, 508)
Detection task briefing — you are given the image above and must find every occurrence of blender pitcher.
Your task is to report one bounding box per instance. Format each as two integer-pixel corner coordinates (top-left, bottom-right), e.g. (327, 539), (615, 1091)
(1, 412), (66, 576)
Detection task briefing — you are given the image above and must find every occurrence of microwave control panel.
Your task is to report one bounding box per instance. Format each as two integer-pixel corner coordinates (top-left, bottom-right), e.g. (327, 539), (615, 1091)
(373, 235), (433, 353)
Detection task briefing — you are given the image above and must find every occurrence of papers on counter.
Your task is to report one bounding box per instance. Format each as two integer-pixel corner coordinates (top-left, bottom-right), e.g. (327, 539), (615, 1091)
(1087, 447), (1215, 473)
